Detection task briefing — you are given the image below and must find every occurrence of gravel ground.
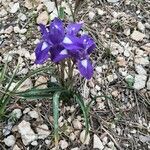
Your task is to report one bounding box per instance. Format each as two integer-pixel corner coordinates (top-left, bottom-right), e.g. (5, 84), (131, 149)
(0, 0), (150, 150)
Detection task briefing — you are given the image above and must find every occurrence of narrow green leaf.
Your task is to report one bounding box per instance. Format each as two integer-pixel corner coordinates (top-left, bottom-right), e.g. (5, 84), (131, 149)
(58, 7), (65, 20)
(53, 91), (61, 146)
(13, 66), (53, 92)
(0, 61), (7, 83)
(16, 87), (63, 99)
(74, 94), (89, 139)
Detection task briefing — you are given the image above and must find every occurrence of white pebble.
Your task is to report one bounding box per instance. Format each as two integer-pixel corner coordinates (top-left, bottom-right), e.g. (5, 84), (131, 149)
(12, 109), (22, 119)
(4, 135), (16, 147)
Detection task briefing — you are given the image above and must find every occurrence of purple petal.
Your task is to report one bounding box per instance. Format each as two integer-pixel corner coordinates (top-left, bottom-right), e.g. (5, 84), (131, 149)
(49, 17), (65, 44)
(50, 45), (69, 62)
(80, 35), (96, 54)
(77, 58), (93, 80)
(62, 35), (83, 50)
(66, 23), (82, 35)
(39, 23), (48, 35)
(53, 49), (69, 62)
(35, 41), (50, 64)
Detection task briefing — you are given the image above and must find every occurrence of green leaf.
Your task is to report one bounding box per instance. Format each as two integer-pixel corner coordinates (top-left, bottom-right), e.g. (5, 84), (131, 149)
(58, 7), (65, 20)
(16, 87), (63, 99)
(13, 66), (53, 92)
(74, 93), (90, 139)
(0, 61), (7, 83)
(53, 91), (61, 146)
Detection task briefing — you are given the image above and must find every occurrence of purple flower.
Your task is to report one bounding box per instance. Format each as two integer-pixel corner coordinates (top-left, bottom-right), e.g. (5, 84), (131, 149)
(62, 35), (96, 79)
(35, 17), (96, 79)
(35, 18), (69, 64)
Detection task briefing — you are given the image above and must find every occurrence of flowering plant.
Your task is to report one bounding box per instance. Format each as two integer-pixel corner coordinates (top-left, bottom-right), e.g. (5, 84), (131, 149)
(35, 17), (95, 82)
(16, 17), (95, 146)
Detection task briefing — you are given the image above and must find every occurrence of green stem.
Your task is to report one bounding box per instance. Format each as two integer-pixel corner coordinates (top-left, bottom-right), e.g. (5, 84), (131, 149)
(59, 61), (65, 87)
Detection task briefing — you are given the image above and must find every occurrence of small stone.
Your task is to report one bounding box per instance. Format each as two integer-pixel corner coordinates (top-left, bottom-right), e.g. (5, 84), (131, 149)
(0, 9), (7, 17)
(139, 135), (150, 143)
(12, 109), (22, 119)
(133, 74), (147, 90)
(130, 129), (136, 134)
(25, 0), (34, 9)
(18, 120), (37, 145)
(135, 65), (146, 75)
(95, 85), (101, 91)
(5, 26), (13, 34)
(107, 141), (115, 148)
(117, 56), (126, 66)
(43, 0), (55, 12)
(102, 136), (108, 145)
(61, 1), (72, 15)
(35, 76), (48, 89)
(147, 78), (150, 90)
(36, 11), (49, 25)
(45, 139), (51, 145)
(23, 108), (30, 114)
(111, 90), (119, 97)
(51, 76), (57, 82)
(59, 140), (69, 149)
(107, 0), (119, 2)
(88, 11), (95, 20)
(72, 119), (82, 130)
(50, 8), (58, 20)
(124, 28), (130, 36)
(37, 124), (50, 139)
(28, 110), (39, 119)
(80, 130), (90, 145)
(107, 73), (118, 82)
(31, 141), (38, 146)
(71, 148), (79, 150)
(3, 122), (13, 136)
(96, 8), (105, 16)
(135, 56), (149, 66)
(17, 78), (33, 92)
(145, 23), (150, 29)
(18, 13), (27, 21)
(69, 133), (76, 141)
(110, 42), (124, 56)
(137, 22), (145, 32)
(10, 3), (20, 13)
(13, 145), (21, 150)
(93, 134), (104, 149)
(4, 135), (16, 147)
(95, 66), (102, 73)
(14, 26), (20, 33)
(131, 30), (146, 41)
(19, 28), (27, 34)
(124, 49), (130, 57)
(141, 43), (150, 53)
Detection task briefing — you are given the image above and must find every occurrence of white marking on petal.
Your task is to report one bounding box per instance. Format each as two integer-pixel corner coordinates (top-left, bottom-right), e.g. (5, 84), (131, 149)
(81, 59), (88, 68)
(60, 49), (68, 55)
(72, 27), (75, 30)
(63, 37), (72, 44)
(55, 25), (59, 29)
(41, 42), (48, 50)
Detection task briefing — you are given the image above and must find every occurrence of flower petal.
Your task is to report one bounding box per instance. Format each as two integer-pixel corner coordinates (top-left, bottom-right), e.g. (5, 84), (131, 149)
(80, 35), (96, 54)
(39, 23), (48, 35)
(49, 17), (65, 44)
(50, 45), (69, 62)
(35, 41), (50, 64)
(77, 58), (93, 80)
(62, 35), (82, 50)
(66, 23), (82, 35)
